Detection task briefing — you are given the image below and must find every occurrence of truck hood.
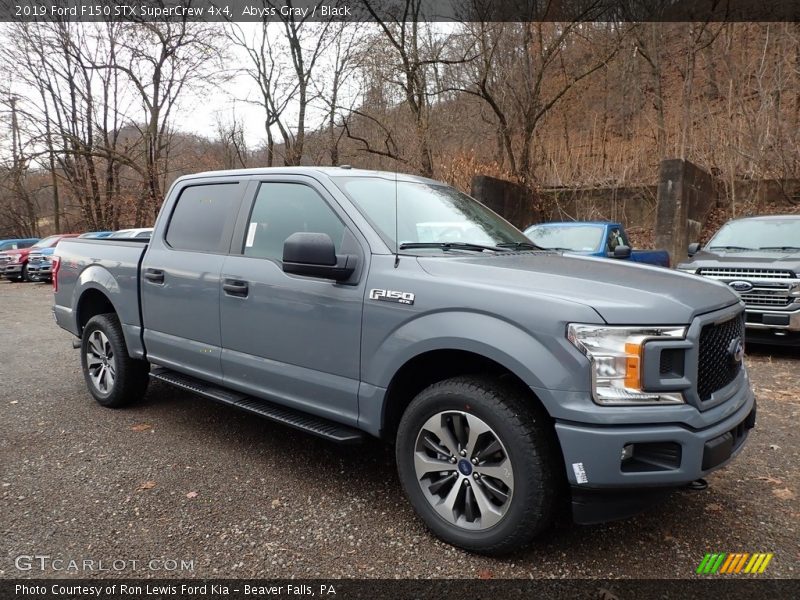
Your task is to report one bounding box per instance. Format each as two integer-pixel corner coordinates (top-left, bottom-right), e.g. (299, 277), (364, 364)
(416, 252), (739, 325)
(678, 249), (800, 274)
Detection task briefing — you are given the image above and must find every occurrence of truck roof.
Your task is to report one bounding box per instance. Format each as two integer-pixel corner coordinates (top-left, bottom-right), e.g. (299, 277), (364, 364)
(530, 221), (621, 227)
(725, 214), (800, 222)
(177, 166), (443, 186)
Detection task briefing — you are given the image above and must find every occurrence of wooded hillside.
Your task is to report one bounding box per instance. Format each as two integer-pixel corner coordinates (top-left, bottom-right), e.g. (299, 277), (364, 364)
(2, 10), (799, 237)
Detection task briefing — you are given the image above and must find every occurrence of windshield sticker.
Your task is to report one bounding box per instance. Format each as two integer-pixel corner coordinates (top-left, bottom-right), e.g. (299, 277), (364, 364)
(245, 223), (257, 248)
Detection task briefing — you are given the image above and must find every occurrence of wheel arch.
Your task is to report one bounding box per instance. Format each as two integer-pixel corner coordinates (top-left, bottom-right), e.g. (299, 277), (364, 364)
(378, 348), (553, 441)
(76, 287), (117, 334)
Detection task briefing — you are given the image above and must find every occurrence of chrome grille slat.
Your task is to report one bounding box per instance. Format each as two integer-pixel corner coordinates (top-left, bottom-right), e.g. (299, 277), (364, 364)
(697, 267), (796, 279)
(739, 291), (793, 307)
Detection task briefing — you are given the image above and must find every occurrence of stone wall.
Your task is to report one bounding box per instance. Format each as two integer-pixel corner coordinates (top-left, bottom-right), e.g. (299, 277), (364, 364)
(470, 176), (540, 229)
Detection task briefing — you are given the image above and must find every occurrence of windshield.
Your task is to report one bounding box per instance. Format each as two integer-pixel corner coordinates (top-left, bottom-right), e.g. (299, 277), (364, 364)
(707, 218), (800, 250)
(332, 177), (529, 250)
(32, 236), (60, 248)
(524, 224), (605, 251)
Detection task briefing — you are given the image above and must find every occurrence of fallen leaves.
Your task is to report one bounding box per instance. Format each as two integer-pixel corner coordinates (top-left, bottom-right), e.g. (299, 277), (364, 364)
(772, 488), (795, 501)
(186, 491), (198, 499)
(131, 423), (152, 432)
(705, 503), (723, 512)
(137, 480), (156, 491)
(271, 499), (281, 509)
(477, 569), (494, 579)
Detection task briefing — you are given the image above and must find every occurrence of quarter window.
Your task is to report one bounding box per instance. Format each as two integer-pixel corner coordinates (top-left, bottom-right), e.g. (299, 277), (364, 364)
(244, 183), (345, 261)
(166, 183), (242, 252)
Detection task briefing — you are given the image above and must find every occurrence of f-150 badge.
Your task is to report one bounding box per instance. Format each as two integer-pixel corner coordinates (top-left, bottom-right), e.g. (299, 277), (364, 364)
(369, 289), (415, 305)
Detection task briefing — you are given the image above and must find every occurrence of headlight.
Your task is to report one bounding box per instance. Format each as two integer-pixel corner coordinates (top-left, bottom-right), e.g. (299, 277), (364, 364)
(567, 324), (687, 405)
(8, 254), (22, 263)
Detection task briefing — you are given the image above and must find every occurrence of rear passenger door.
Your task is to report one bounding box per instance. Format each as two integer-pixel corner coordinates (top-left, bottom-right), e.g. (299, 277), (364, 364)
(141, 179), (249, 384)
(219, 176), (366, 425)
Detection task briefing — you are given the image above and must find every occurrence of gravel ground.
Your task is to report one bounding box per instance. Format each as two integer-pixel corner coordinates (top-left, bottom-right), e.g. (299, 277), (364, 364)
(1, 281), (798, 579)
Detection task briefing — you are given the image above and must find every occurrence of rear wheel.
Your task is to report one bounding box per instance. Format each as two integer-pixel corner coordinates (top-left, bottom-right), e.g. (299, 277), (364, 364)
(81, 313), (149, 408)
(396, 375), (560, 554)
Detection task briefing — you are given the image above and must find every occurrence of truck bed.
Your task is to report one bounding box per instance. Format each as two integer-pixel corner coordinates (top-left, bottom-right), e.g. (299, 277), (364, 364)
(53, 238), (149, 355)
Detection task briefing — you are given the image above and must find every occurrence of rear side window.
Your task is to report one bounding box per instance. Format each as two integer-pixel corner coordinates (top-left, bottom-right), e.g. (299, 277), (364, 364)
(244, 183), (345, 261)
(166, 183), (242, 252)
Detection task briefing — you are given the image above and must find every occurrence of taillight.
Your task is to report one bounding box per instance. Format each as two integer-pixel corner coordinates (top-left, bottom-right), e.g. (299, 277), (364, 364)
(52, 255), (61, 292)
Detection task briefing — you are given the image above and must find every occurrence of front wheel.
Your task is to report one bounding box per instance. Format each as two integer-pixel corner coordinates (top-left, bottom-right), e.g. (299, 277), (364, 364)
(81, 313), (150, 408)
(396, 376), (560, 555)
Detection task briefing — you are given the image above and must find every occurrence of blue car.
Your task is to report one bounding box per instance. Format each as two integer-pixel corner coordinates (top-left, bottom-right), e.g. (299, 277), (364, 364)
(524, 221), (671, 267)
(78, 231), (114, 239)
(0, 238), (39, 252)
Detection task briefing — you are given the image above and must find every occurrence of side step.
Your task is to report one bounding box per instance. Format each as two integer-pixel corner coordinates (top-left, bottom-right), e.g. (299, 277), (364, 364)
(149, 367), (365, 444)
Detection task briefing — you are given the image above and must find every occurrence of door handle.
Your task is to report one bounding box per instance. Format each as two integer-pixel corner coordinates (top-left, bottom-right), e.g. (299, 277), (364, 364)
(144, 268), (164, 284)
(223, 279), (249, 297)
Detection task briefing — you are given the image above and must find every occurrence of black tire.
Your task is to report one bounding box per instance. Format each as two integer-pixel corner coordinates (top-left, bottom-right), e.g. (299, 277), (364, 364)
(81, 313), (150, 408)
(396, 375), (560, 555)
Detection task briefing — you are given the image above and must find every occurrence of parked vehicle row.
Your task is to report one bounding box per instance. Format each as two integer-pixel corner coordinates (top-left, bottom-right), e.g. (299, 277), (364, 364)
(0, 229), (152, 282)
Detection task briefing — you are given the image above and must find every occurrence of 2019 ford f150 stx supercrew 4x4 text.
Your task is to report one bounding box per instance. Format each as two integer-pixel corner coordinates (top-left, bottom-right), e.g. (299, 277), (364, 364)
(53, 168), (756, 554)
(678, 215), (800, 346)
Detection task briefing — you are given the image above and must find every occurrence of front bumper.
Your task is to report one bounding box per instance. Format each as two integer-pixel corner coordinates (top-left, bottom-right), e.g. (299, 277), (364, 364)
(28, 264), (52, 279)
(555, 388), (755, 490)
(556, 388), (755, 524)
(4, 264), (22, 276)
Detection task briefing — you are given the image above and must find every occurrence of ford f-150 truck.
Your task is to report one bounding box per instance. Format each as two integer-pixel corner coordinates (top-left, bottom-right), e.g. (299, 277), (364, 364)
(524, 221), (671, 267)
(678, 215), (800, 346)
(53, 167), (755, 554)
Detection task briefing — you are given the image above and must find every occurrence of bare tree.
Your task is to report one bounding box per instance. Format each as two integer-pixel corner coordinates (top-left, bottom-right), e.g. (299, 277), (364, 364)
(450, 20), (623, 182)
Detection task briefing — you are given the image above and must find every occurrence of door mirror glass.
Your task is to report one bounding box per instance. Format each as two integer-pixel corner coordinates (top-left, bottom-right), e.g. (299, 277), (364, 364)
(688, 242), (701, 256)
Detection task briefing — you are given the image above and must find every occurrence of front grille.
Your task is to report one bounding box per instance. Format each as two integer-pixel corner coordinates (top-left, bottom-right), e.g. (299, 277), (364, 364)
(697, 267), (795, 279)
(740, 290), (793, 308)
(697, 315), (744, 401)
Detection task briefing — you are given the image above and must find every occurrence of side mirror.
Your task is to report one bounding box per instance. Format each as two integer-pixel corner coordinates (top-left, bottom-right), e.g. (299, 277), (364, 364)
(687, 242), (701, 257)
(282, 232), (356, 281)
(613, 244), (631, 259)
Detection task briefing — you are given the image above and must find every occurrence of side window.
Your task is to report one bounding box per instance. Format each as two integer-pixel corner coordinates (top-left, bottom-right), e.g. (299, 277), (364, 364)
(166, 183), (241, 252)
(607, 227), (626, 251)
(244, 183), (346, 261)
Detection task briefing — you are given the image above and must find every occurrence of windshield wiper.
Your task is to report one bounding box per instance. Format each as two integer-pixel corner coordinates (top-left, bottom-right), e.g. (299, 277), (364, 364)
(757, 246), (800, 251)
(708, 245), (755, 251)
(494, 241), (545, 251)
(398, 242), (505, 253)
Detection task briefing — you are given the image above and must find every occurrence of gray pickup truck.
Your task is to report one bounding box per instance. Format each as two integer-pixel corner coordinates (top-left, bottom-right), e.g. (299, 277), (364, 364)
(678, 215), (800, 346)
(53, 167), (756, 554)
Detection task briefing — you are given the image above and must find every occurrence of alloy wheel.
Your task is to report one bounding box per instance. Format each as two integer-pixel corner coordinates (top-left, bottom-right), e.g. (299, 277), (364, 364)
(413, 411), (514, 530)
(85, 330), (116, 394)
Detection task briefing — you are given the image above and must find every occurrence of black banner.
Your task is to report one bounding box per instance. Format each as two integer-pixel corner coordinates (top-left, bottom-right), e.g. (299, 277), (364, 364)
(3, 0), (800, 23)
(2, 579), (800, 600)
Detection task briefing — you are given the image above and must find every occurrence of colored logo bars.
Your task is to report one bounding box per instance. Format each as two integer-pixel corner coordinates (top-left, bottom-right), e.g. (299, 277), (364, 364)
(696, 553), (773, 575)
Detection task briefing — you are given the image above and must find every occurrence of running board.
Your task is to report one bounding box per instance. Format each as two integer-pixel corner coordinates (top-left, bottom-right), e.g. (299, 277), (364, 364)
(149, 367), (365, 444)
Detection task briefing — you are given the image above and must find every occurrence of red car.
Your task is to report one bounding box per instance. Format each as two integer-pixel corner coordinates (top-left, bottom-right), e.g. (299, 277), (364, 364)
(0, 234), (79, 282)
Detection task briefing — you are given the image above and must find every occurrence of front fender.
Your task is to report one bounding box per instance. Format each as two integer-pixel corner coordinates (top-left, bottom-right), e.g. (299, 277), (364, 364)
(363, 310), (589, 394)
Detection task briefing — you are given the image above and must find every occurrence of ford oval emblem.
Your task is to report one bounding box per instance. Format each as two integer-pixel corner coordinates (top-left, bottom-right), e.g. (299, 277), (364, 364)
(729, 280), (754, 293)
(728, 338), (745, 364)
